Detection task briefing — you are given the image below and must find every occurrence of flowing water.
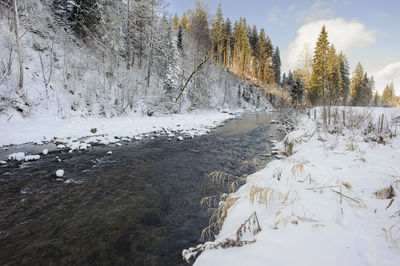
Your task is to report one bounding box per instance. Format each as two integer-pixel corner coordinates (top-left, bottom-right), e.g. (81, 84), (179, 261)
(0, 112), (283, 265)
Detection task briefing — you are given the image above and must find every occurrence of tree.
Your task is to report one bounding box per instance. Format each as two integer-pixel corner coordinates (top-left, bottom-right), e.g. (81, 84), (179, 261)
(12, 0), (23, 89)
(222, 18), (232, 68)
(350, 62), (373, 106)
(381, 83), (396, 107)
(338, 52), (350, 105)
(290, 77), (304, 106)
(310, 25), (330, 105)
(68, 0), (103, 38)
(326, 44), (342, 106)
(373, 91), (380, 107)
(272, 46), (281, 85)
(210, 4), (224, 65)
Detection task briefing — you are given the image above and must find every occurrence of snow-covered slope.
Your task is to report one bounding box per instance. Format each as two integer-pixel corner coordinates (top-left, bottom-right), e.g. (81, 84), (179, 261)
(190, 107), (400, 266)
(0, 1), (272, 122)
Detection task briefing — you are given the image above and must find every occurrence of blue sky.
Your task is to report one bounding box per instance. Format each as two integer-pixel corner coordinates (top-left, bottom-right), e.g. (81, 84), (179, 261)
(167, 0), (400, 93)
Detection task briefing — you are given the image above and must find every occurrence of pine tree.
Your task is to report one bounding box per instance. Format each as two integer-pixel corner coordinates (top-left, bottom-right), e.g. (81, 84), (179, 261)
(222, 18), (232, 68)
(310, 25), (330, 105)
(338, 52), (350, 105)
(381, 83), (396, 107)
(326, 44), (342, 105)
(210, 4), (224, 65)
(173, 13), (180, 30)
(272, 46), (281, 85)
(290, 77), (304, 106)
(177, 24), (183, 51)
(350, 62), (365, 106)
(373, 91), (380, 106)
(69, 0), (102, 38)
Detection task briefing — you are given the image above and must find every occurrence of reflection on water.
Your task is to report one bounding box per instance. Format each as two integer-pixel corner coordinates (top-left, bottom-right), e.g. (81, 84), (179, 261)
(0, 112), (282, 265)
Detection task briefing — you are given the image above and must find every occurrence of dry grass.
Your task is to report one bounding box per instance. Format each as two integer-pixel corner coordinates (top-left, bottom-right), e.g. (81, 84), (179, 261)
(250, 186), (281, 208)
(206, 171), (246, 193)
(291, 163), (305, 179)
(201, 195), (240, 240)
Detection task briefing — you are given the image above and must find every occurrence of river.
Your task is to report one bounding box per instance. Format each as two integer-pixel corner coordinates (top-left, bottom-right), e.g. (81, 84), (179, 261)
(0, 112), (283, 265)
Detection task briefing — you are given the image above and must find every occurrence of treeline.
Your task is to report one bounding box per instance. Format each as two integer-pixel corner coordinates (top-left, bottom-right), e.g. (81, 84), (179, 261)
(1, 0), (274, 116)
(285, 26), (399, 108)
(172, 3), (281, 87)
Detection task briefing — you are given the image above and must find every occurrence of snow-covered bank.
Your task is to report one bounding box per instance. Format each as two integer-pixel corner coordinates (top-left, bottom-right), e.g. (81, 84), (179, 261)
(0, 111), (234, 147)
(190, 107), (400, 266)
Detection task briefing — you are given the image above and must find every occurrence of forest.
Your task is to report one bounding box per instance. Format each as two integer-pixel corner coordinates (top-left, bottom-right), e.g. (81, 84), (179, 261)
(1, 0), (398, 120)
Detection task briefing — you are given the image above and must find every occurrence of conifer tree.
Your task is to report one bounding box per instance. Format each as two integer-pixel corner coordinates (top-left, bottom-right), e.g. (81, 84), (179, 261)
(210, 4), (224, 65)
(310, 25), (330, 105)
(373, 91), (380, 106)
(381, 83), (396, 107)
(222, 18), (232, 68)
(338, 52), (350, 105)
(326, 44), (342, 105)
(173, 13), (179, 30)
(350, 62), (365, 106)
(272, 46), (281, 85)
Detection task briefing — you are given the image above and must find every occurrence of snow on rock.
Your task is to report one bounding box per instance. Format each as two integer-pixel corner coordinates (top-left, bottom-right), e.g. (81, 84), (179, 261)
(193, 107), (400, 266)
(177, 136), (184, 141)
(55, 169), (64, 178)
(0, 160), (6, 165)
(42, 149), (48, 155)
(116, 143), (122, 146)
(106, 151), (112, 155)
(8, 152), (26, 161)
(57, 144), (66, 149)
(0, 112), (233, 147)
(134, 136), (142, 141)
(24, 155), (40, 162)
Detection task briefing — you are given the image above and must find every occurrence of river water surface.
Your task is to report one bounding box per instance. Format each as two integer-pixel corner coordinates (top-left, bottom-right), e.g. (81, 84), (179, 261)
(0, 112), (283, 265)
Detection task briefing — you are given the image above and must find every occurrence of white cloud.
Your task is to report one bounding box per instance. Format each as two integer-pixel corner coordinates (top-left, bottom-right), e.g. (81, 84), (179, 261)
(374, 62), (400, 94)
(268, 7), (280, 23)
(297, 1), (334, 23)
(282, 18), (376, 74)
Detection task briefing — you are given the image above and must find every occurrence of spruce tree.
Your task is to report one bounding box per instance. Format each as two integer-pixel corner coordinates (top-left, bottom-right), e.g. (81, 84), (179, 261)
(338, 52), (350, 105)
(272, 47), (281, 85)
(326, 44), (342, 105)
(381, 83), (395, 107)
(310, 25), (330, 105)
(350, 62), (364, 106)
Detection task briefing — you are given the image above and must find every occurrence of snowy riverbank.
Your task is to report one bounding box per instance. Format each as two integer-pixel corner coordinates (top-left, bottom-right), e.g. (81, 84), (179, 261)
(0, 111), (235, 148)
(188, 107), (400, 266)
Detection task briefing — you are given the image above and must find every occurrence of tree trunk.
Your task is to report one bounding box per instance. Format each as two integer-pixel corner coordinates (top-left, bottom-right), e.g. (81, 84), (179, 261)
(126, 0), (131, 70)
(13, 0), (23, 89)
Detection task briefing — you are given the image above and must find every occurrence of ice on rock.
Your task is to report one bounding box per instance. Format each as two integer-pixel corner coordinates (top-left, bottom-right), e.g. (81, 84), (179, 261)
(106, 151), (112, 155)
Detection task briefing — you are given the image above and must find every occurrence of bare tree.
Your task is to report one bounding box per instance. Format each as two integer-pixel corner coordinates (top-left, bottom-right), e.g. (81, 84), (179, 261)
(12, 0), (23, 89)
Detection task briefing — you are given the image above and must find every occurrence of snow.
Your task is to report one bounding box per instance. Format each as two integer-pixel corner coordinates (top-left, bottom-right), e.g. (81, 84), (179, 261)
(106, 151), (112, 155)
(0, 111), (234, 147)
(177, 136), (184, 141)
(55, 169), (64, 178)
(192, 107), (400, 266)
(24, 155), (40, 162)
(8, 152), (26, 161)
(42, 149), (48, 155)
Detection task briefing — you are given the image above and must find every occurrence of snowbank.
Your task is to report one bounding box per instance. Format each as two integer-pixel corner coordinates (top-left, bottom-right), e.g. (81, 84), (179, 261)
(0, 111), (233, 147)
(192, 107), (400, 266)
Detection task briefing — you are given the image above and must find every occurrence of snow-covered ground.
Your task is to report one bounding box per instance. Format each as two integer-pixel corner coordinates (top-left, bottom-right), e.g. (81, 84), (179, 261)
(188, 107), (400, 266)
(0, 111), (235, 148)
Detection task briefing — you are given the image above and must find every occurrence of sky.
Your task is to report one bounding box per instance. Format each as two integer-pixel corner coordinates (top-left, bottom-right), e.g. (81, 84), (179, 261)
(167, 0), (400, 94)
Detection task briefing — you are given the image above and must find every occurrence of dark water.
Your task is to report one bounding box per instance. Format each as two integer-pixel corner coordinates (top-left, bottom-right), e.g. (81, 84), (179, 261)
(0, 112), (283, 265)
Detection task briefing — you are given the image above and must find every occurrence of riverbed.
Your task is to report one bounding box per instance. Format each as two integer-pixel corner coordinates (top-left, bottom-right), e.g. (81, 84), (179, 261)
(0, 112), (283, 265)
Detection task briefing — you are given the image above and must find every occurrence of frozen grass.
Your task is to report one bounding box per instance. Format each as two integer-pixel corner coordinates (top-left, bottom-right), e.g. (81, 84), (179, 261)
(190, 107), (400, 266)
